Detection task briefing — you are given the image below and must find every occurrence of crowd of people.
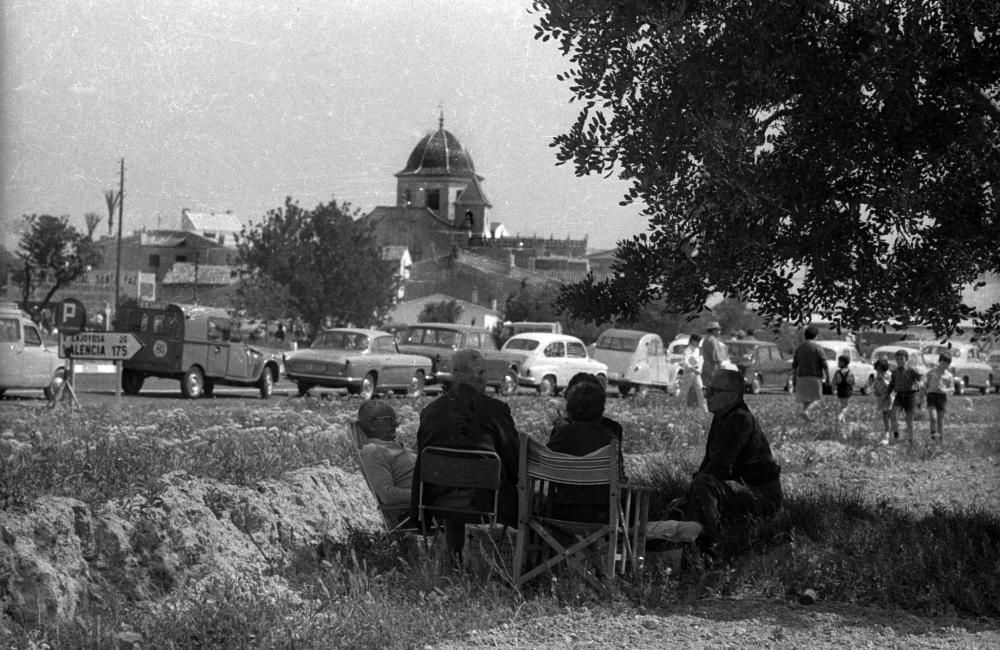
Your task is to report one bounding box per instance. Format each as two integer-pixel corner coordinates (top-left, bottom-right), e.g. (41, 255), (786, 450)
(356, 347), (783, 567)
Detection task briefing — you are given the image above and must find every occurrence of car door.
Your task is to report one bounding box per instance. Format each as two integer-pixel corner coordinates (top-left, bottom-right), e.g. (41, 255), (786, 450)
(205, 317), (231, 379)
(21, 323), (53, 387)
(565, 340), (590, 380)
(1, 317), (24, 384)
(373, 335), (403, 386)
(543, 340), (567, 383)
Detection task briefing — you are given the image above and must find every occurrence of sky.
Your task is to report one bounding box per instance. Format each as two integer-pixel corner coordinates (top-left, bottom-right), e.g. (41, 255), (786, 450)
(0, 0), (646, 253)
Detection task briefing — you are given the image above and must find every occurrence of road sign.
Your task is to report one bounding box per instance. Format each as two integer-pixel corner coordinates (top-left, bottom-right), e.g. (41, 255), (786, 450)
(57, 298), (87, 336)
(63, 332), (144, 360)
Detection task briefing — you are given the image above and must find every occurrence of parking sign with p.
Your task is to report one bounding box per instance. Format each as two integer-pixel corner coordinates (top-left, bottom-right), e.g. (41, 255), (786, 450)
(58, 298), (87, 336)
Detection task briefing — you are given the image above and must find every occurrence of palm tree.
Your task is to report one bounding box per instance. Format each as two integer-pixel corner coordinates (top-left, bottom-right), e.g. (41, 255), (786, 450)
(84, 212), (103, 240)
(104, 188), (120, 236)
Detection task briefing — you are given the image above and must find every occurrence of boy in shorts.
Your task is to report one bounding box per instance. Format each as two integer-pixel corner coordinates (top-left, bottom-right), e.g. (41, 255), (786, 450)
(924, 353), (954, 441)
(888, 349), (923, 444)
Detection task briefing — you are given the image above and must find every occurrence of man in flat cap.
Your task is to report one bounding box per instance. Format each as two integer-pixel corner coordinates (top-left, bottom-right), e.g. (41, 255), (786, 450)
(670, 368), (783, 562)
(357, 400), (416, 526)
(700, 321), (728, 387)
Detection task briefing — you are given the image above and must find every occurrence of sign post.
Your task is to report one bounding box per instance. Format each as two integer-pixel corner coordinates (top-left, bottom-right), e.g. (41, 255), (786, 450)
(55, 299), (87, 409)
(63, 331), (144, 400)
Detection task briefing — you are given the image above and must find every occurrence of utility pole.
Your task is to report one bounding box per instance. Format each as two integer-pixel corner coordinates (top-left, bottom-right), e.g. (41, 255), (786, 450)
(113, 158), (125, 321)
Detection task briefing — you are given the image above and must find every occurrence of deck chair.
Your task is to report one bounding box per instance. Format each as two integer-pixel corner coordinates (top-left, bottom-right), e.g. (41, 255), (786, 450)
(513, 433), (651, 591)
(349, 421), (420, 536)
(416, 446), (503, 535)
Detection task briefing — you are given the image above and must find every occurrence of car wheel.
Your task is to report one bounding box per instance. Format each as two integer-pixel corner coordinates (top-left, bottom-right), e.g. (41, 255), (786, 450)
(499, 370), (518, 396)
(954, 379), (965, 396)
(538, 375), (557, 396)
(181, 366), (204, 399)
(258, 368), (274, 399)
(122, 368), (144, 395)
(44, 368), (66, 401)
(980, 384), (987, 395)
(618, 383), (632, 397)
(750, 375), (763, 395)
(785, 375), (795, 393)
(360, 372), (377, 400)
(408, 371), (426, 397)
(297, 382), (314, 397)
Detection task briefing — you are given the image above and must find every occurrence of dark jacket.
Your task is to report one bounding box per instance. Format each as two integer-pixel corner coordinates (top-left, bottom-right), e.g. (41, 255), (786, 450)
(792, 340), (828, 379)
(547, 418), (625, 522)
(411, 383), (519, 525)
(697, 400), (780, 487)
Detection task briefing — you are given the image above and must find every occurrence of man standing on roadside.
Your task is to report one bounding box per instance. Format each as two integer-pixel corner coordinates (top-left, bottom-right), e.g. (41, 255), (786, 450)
(700, 321), (728, 386)
(792, 325), (830, 422)
(411, 349), (520, 560)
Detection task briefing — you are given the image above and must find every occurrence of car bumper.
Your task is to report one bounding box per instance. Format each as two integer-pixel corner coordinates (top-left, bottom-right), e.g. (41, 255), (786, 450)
(284, 371), (363, 388)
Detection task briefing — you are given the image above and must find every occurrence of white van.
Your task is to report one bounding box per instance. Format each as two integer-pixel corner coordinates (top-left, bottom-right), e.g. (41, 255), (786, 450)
(0, 303), (65, 400)
(591, 328), (679, 397)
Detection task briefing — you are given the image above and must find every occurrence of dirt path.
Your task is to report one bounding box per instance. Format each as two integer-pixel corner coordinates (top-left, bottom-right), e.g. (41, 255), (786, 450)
(433, 598), (1000, 649)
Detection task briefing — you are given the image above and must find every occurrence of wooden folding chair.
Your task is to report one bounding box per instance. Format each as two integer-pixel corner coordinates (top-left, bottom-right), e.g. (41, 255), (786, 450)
(349, 421), (420, 536)
(416, 446), (503, 534)
(513, 433), (651, 591)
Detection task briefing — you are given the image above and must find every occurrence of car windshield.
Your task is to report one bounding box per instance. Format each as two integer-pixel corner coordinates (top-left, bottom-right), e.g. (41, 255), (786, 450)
(312, 331), (369, 351)
(504, 338), (540, 352)
(0, 317), (20, 342)
(728, 342), (757, 359)
(595, 335), (639, 351)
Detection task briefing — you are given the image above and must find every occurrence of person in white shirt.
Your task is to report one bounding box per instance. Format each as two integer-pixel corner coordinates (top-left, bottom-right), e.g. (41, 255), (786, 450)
(924, 353), (954, 442)
(679, 334), (707, 411)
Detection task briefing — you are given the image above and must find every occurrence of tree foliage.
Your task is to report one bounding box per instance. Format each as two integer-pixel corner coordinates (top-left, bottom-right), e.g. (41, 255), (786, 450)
(237, 197), (397, 333)
(418, 300), (463, 323)
(15, 214), (102, 318)
(534, 0), (1000, 337)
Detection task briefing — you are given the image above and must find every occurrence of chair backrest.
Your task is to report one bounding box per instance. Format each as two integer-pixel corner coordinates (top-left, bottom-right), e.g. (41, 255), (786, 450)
(523, 437), (618, 486)
(417, 446), (503, 526)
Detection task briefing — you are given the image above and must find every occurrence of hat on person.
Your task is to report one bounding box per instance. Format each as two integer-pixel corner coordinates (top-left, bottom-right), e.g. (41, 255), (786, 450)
(708, 369), (745, 394)
(705, 321), (721, 332)
(357, 400), (397, 434)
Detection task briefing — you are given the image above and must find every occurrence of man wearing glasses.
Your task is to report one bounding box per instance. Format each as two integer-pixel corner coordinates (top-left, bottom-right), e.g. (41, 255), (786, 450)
(670, 369), (783, 563)
(358, 400), (416, 523)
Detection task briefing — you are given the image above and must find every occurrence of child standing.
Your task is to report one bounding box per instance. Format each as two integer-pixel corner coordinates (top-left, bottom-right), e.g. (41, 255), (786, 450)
(872, 359), (893, 444)
(888, 349), (923, 444)
(924, 353), (954, 442)
(832, 354), (855, 435)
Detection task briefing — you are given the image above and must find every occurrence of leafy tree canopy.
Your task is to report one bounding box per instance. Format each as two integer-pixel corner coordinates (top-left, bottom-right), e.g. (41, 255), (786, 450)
(16, 214), (101, 318)
(534, 0), (1000, 337)
(237, 197), (397, 333)
(418, 300), (463, 323)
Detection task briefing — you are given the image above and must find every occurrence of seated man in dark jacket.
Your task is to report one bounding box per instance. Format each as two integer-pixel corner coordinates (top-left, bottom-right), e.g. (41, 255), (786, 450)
(411, 349), (520, 558)
(672, 369), (783, 560)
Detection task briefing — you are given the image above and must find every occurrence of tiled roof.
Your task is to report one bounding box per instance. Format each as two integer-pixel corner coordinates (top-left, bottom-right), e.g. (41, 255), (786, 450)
(161, 263), (239, 285)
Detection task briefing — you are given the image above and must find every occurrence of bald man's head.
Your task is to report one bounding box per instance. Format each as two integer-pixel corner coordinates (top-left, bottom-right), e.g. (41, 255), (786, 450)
(452, 348), (487, 393)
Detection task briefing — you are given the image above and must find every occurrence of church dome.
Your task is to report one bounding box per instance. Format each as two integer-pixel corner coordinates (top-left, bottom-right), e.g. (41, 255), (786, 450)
(398, 117), (476, 176)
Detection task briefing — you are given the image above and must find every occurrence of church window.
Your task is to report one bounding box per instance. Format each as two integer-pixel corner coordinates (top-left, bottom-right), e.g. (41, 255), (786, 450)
(427, 189), (440, 211)
(404, 189), (412, 206)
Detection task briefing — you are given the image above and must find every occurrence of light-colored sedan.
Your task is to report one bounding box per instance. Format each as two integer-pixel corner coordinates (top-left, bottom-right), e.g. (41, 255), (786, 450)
(920, 341), (993, 395)
(591, 328), (679, 397)
(283, 328), (432, 398)
(502, 332), (608, 396)
(815, 340), (875, 395)
(0, 304), (65, 400)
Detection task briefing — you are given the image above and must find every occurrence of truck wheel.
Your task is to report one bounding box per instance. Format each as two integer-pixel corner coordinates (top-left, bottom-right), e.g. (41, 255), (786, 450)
(408, 371), (426, 397)
(258, 368), (274, 399)
(181, 367), (204, 399)
(121, 369), (144, 395)
(297, 382), (314, 397)
(499, 370), (518, 396)
(360, 373), (377, 400)
(538, 375), (557, 396)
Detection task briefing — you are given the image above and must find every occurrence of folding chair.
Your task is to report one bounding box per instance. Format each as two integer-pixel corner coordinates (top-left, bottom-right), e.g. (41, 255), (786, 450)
(349, 421), (420, 536)
(513, 433), (651, 591)
(416, 446), (503, 534)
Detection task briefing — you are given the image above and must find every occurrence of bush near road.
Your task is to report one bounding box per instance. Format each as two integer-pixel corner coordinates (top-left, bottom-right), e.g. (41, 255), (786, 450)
(1, 392), (998, 648)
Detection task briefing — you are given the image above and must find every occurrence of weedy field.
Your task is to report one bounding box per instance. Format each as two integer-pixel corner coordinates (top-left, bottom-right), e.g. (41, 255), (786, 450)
(1, 392), (998, 649)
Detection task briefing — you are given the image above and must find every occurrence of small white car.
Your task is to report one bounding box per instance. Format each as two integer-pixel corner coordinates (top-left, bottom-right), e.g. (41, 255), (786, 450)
(501, 332), (608, 396)
(0, 303), (65, 400)
(815, 340), (875, 395)
(919, 341), (993, 395)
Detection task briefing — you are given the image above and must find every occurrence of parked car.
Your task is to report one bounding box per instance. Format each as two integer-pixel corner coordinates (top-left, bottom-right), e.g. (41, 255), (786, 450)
(725, 338), (793, 394)
(394, 323), (522, 395)
(870, 345), (933, 407)
(988, 350), (1000, 393)
(496, 321), (563, 346)
(502, 332), (608, 396)
(918, 341), (993, 395)
(283, 328), (432, 398)
(118, 300), (283, 399)
(666, 335), (690, 366)
(814, 340), (875, 394)
(0, 303), (65, 400)
(591, 329), (679, 397)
